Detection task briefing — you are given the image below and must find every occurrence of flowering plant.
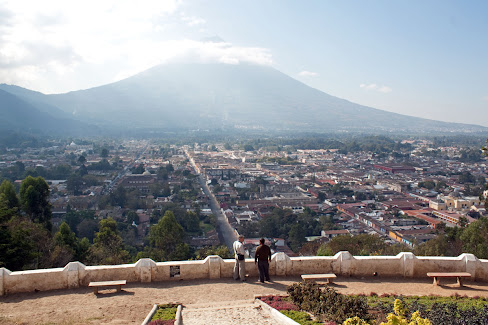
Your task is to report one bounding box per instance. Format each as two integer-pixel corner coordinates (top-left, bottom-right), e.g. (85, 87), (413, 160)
(260, 295), (299, 311)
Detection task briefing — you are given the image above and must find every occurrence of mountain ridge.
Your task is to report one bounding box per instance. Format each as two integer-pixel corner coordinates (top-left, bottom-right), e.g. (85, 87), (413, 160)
(0, 88), (99, 136)
(2, 63), (487, 134)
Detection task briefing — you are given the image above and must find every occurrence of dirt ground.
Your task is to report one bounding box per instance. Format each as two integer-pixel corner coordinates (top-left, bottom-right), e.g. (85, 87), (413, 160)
(1, 275), (488, 325)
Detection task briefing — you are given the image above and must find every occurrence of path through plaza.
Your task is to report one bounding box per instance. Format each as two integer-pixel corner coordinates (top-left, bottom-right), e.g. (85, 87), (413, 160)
(181, 300), (282, 325)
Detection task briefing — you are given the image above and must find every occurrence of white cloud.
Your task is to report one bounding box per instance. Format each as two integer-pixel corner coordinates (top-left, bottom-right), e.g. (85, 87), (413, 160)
(360, 83), (392, 93)
(298, 70), (318, 77)
(181, 15), (206, 26)
(377, 86), (392, 93)
(219, 56), (240, 65)
(483, 96), (488, 101)
(112, 39), (272, 79)
(0, 0), (273, 93)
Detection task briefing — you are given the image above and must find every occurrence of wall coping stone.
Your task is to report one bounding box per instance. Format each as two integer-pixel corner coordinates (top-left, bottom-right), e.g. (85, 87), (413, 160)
(1, 252), (487, 296)
(64, 261), (86, 272)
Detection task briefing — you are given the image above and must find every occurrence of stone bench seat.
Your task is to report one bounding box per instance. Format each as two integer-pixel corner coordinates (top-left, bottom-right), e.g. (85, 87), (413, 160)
(88, 280), (127, 294)
(427, 272), (471, 287)
(301, 273), (337, 284)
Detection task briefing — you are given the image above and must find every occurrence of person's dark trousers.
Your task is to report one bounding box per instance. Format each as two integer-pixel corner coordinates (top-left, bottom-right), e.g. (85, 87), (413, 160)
(258, 260), (270, 282)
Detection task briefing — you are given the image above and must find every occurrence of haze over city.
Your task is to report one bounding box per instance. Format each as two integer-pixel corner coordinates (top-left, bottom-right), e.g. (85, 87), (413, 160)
(2, 2), (488, 324)
(0, 0), (487, 126)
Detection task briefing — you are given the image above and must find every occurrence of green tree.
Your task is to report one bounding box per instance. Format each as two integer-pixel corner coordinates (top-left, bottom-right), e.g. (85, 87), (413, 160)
(458, 216), (468, 228)
(87, 159), (113, 171)
(157, 167), (169, 180)
(138, 211), (189, 261)
(67, 174), (84, 195)
(181, 211), (200, 233)
(195, 245), (232, 259)
(19, 176), (52, 231)
(0, 180), (20, 210)
(460, 217), (488, 259)
(63, 210), (95, 236)
(0, 196), (23, 269)
(149, 182), (163, 197)
(100, 148), (109, 158)
(418, 180), (435, 190)
(1, 216), (52, 270)
(161, 184), (171, 197)
(55, 222), (77, 247)
(414, 235), (450, 257)
(458, 171), (476, 184)
(132, 164), (145, 174)
(434, 180), (447, 192)
(0, 217), (36, 270)
(88, 218), (129, 265)
(317, 191), (326, 202)
(126, 211), (139, 224)
(317, 234), (390, 256)
(50, 164), (72, 179)
(169, 243), (191, 261)
(109, 186), (127, 207)
(78, 164), (88, 176)
(78, 155), (86, 164)
(51, 222), (79, 267)
(77, 218), (99, 242)
(0, 194), (17, 223)
(15, 161), (25, 175)
(415, 226), (462, 257)
(288, 224), (306, 252)
(77, 237), (91, 263)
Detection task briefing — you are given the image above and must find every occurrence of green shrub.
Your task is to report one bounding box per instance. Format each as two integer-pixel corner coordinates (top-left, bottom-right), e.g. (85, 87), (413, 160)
(280, 310), (322, 325)
(151, 304), (178, 321)
(287, 281), (323, 313)
(366, 294), (488, 324)
(287, 281), (370, 323)
(260, 295), (299, 311)
(342, 316), (370, 325)
(379, 299), (431, 325)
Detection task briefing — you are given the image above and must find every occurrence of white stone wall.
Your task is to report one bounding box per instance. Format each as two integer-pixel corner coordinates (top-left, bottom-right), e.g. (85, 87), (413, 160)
(1, 252), (487, 295)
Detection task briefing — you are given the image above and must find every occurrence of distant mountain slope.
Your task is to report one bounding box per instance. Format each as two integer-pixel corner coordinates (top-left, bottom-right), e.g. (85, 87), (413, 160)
(43, 63), (486, 133)
(0, 89), (97, 135)
(3, 63), (487, 134)
(0, 84), (71, 119)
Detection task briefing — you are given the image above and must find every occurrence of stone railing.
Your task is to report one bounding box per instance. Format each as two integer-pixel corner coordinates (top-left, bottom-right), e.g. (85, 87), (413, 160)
(1, 251), (487, 295)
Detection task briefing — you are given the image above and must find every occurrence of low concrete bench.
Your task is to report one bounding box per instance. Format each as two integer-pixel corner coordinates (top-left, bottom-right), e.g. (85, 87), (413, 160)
(88, 280), (127, 294)
(301, 273), (337, 284)
(427, 272), (471, 287)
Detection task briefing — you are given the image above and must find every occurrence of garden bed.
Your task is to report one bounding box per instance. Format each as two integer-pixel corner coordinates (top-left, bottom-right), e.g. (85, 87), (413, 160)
(256, 295), (322, 325)
(363, 293), (488, 324)
(142, 303), (182, 325)
(260, 281), (488, 325)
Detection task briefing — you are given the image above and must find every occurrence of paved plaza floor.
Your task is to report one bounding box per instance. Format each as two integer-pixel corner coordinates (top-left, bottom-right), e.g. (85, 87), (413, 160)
(1, 276), (488, 324)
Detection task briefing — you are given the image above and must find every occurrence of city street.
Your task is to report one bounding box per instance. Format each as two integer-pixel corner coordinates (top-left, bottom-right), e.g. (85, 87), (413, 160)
(185, 150), (236, 253)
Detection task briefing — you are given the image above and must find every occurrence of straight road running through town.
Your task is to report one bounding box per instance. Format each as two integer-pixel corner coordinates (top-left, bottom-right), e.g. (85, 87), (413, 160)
(185, 149), (237, 253)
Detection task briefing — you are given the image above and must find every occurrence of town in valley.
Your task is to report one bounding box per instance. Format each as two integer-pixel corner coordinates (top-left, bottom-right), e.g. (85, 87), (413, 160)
(1, 135), (487, 270)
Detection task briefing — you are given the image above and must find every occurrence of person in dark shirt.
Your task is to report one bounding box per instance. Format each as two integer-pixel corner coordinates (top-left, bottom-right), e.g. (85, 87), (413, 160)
(255, 238), (272, 283)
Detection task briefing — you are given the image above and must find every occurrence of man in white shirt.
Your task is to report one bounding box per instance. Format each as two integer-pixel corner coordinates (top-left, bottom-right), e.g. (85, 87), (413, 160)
(233, 234), (246, 281)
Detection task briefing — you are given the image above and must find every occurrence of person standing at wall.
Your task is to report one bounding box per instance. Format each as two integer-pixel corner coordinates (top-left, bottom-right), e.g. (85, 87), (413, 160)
(255, 238), (271, 283)
(233, 234), (246, 281)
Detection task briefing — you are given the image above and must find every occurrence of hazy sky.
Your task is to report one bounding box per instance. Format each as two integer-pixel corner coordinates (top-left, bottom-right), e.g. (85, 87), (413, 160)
(1, 0), (487, 126)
